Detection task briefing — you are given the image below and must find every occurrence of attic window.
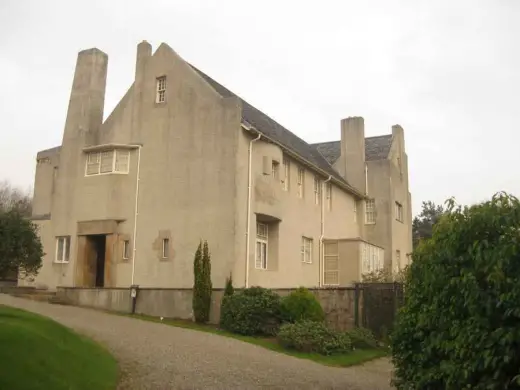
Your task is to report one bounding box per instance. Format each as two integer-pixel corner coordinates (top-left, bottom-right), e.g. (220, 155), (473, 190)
(156, 76), (166, 103)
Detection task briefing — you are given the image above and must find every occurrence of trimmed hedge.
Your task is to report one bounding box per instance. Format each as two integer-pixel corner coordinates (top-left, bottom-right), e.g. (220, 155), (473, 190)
(347, 327), (378, 349)
(391, 193), (520, 389)
(278, 320), (352, 355)
(219, 287), (282, 336)
(281, 287), (325, 323)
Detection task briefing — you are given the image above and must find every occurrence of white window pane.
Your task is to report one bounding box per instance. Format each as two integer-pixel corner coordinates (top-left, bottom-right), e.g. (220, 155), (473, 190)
(100, 151), (114, 173)
(115, 150), (130, 172)
(57, 238), (64, 261)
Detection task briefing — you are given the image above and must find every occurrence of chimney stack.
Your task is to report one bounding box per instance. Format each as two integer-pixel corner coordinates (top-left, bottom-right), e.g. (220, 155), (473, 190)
(62, 48), (108, 144)
(135, 40), (152, 80)
(340, 116), (366, 193)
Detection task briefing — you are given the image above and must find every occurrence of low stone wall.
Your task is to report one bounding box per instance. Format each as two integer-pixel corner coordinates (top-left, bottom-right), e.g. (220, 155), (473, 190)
(56, 287), (361, 330)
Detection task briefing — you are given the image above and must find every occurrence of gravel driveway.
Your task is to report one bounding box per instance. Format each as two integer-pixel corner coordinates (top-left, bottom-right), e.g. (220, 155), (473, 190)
(0, 294), (393, 390)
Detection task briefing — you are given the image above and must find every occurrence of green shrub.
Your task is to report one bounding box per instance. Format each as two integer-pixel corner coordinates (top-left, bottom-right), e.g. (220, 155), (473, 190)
(224, 274), (234, 297)
(278, 320), (352, 355)
(281, 287), (325, 323)
(347, 327), (378, 349)
(219, 287), (282, 336)
(192, 240), (212, 323)
(391, 193), (520, 389)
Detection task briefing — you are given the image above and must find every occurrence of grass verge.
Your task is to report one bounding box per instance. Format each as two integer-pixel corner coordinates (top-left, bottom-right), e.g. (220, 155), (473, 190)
(0, 305), (118, 390)
(123, 313), (388, 367)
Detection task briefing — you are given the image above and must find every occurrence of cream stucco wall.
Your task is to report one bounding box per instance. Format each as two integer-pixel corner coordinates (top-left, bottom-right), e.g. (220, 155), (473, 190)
(27, 40), (412, 291)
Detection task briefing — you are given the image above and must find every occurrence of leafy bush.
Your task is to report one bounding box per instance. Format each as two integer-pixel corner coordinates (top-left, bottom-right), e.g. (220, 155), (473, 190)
(192, 240), (212, 323)
(347, 327), (378, 349)
(391, 193), (520, 389)
(281, 287), (325, 323)
(278, 320), (352, 355)
(219, 287), (282, 336)
(224, 274), (234, 297)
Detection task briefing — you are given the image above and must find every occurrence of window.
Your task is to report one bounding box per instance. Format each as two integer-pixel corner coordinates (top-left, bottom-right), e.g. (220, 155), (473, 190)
(395, 202), (403, 222)
(162, 238), (169, 259)
(297, 167), (305, 198)
(85, 149), (130, 176)
(361, 243), (383, 274)
(314, 177), (321, 205)
(353, 199), (357, 222)
(326, 183), (332, 210)
(365, 199), (376, 224)
(301, 237), (313, 264)
(271, 161), (279, 180)
(281, 158), (290, 191)
(55, 236), (71, 263)
(255, 222), (268, 270)
(156, 76), (166, 103)
(122, 240), (130, 260)
(323, 241), (339, 285)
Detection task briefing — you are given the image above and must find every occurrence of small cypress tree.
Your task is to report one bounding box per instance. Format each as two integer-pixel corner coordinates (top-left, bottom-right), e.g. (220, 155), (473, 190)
(193, 240), (212, 323)
(192, 241), (204, 322)
(224, 273), (234, 297)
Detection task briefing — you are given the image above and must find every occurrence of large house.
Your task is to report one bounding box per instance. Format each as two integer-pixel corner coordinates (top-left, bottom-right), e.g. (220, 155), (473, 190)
(25, 41), (412, 290)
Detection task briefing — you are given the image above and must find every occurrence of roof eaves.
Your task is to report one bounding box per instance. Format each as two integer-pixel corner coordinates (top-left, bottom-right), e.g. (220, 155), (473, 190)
(241, 124), (365, 199)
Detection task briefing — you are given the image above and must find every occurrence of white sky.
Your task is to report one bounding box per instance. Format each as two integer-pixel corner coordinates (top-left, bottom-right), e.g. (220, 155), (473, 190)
(1, 0), (519, 215)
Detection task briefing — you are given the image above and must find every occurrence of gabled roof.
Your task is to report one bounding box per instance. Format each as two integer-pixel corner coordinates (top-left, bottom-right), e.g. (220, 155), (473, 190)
(312, 135), (393, 165)
(189, 65), (350, 187)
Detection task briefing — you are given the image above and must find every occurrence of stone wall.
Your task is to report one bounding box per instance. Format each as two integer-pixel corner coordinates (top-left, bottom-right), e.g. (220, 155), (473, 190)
(56, 287), (362, 330)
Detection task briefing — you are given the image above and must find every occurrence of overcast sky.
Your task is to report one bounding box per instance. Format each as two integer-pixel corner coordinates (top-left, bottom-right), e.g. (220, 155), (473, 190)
(1, 0), (519, 214)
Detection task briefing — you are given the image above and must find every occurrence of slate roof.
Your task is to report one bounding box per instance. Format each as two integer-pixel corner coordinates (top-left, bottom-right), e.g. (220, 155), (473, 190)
(189, 65), (351, 187)
(312, 135), (393, 165)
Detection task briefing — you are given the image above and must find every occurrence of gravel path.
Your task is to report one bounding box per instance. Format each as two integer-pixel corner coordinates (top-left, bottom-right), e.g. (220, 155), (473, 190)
(0, 294), (393, 390)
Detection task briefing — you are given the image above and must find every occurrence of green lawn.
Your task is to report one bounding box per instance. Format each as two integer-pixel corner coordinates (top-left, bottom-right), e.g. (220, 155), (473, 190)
(126, 313), (388, 367)
(0, 305), (118, 390)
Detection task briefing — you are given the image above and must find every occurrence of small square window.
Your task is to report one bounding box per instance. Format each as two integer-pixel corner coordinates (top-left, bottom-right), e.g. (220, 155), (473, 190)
(122, 240), (130, 260)
(162, 238), (169, 258)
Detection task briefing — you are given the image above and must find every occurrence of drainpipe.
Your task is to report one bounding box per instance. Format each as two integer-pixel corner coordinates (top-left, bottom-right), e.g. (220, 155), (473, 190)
(131, 145), (142, 286)
(245, 133), (262, 288)
(319, 176), (332, 287)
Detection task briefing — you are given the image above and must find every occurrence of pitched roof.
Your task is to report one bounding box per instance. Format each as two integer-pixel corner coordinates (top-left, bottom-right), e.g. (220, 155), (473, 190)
(312, 135), (393, 165)
(189, 65), (350, 186)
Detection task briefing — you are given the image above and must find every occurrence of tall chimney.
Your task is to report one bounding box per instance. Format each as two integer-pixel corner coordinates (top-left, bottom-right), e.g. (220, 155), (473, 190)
(132, 40), (152, 142)
(62, 48), (108, 144)
(135, 40), (152, 80)
(340, 116), (366, 193)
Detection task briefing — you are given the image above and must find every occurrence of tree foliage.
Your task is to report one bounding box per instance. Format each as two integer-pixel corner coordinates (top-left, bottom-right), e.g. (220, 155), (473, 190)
(220, 287), (282, 336)
(412, 200), (445, 249)
(192, 240), (212, 323)
(280, 287), (325, 323)
(0, 180), (32, 217)
(0, 210), (43, 279)
(224, 273), (234, 297)
(391, 192), (520, 389)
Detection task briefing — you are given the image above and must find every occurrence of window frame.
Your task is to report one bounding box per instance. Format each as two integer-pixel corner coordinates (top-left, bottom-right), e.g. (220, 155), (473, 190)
(395, 201), (404, 222)
(297, 167), (305, 198)
(301, 236), (313, 264)
(162, 238), (169, 259)
(353, 199), (357, 222)
(314, 176), (322, 205)
(281, 158), (290, 191)
(271, 160), (279, 180)
(365, 199), (376, 224)
(326, 182), (332, 210)
(85, 149), (130, 176)
(156, 76), (167, 103)
(255, 222), (268, 270)
(55, 236), (71, 263)
(122, 240), (130, 260)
